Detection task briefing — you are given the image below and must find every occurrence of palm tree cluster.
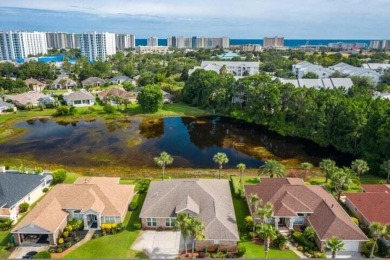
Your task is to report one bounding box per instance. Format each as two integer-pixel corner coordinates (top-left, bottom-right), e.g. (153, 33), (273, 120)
(175, 212), (205, 258)
(258, 159), (286, 178)
(154, 151), (174, 181)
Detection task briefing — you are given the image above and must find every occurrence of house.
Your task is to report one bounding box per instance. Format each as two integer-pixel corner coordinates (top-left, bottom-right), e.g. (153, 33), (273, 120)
(245, 178), (367, 252)
(63, 91), (95, 106)
(189, 61), (259, 76)
(4, 92), (53, 107)
(279, 78), (353, 90)
(0, 168), (52, 221)
(0, 100), (16, 113)
(11, 177), (134, 246)
(373, 91), (390, 100)
(362, 63), (390, 73)
(97, 88), (138, 103)
(24, 78), (45, 92)
(108, 76), (131, 85)
(140, 179), (239, 252)
(292, 61), (333, 79)
(345, 184), (390, 226)
(51, 76), (77, 89)
(81, 77), (105, 88)
(329, 63), (382, 83)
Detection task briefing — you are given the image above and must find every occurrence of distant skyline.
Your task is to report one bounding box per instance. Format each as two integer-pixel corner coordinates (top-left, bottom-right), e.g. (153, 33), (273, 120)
(0, 0), (389, 39)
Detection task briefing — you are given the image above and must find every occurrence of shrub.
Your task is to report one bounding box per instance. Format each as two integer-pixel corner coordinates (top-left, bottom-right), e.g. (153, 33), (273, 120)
(65, 225), (73, 232)
(56, 247), (63, 253)
(103, 104), (115, 114)
(74, 236), (80, 242)
(244, 216), (253, 231)
(93, 233), (99, 239)
(33, 251), (51, 259)
(56, 106), (75, 116)
(64, 237), (71, 242)
(129, 202), (138, 211)
(248, 232), (256, 239)
(291, 231), (316, 251)
(62, 231), (69, 238)
(350, 217), (359, 226)
(272, 234), (287, 249)
(297, 246), (303, 252)
(0, 218), (13, 231)
(237, 244), (246, 257)
(58, 238), (64, 244)
(378, 237), (390, 258)
(42, 187), (49, 192)
(19, 202), (29, 213)
(65, 242), (72, 248)
(48, 248), (56, 253)
(133, 223), (141, 230)
(313, 252), (327, 258)
(68, 219), (84, 230)
(361, 240), (378, 257)
(137, 179), (151, 193)
(52, 169), (67, 184)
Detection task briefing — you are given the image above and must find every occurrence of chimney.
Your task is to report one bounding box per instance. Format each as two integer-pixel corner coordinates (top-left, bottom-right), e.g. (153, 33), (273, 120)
(0, 166), (6, 173)
(331, 204), (334, 208)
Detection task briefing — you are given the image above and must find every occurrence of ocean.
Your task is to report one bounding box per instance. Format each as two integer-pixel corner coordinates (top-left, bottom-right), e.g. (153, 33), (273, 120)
(135, 39), (371, 47)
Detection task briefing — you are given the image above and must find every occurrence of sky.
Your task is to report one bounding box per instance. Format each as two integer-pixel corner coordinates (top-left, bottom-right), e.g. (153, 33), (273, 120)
(0, 0), (389, 39)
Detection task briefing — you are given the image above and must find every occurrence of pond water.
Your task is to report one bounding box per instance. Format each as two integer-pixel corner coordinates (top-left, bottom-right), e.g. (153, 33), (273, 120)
(0, 116), (352, 168)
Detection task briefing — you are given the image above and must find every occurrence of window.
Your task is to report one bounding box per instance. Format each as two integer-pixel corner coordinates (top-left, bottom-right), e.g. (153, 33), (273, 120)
(73, 210), (83, 220)
(147, 218), (157, 227)
(165, 218), (175, 227)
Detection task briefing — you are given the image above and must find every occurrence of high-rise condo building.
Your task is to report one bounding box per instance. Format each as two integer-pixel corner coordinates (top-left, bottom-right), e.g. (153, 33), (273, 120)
(46, 33), (80, 49)
(79, 32), (116, 62)
(263, 37), (284, 49)
(167, 36), (229, 49)
(115, 34), (135, 50)
(0, 31), (48, 61)
(370, 40), (390, 50)
(147, 36), (158, 47)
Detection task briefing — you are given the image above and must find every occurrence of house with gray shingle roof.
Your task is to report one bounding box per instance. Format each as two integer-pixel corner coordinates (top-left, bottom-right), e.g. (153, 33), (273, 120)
(108, 75), (131, 85)
(245, 178), (367, 252)
(63, 90), (95, 106)
(0, 169), (52, 221)
(140, 179), (239, 252)
(81, 77), (105, 88)
(0, 100), (16, 113)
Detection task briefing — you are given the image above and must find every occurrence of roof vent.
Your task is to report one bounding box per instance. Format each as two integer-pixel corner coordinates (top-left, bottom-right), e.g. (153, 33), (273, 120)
(331, 204), (334, 208)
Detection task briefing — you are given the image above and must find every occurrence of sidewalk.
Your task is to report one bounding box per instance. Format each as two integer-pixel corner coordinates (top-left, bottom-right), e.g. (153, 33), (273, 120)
(285, 241), (307, 258)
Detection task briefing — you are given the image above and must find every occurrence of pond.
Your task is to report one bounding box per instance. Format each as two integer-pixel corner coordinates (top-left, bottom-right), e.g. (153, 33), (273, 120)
(0, 116), (352, 169)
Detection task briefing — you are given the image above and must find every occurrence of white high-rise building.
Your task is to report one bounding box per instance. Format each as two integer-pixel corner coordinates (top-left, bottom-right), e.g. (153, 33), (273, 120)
(167, 36), (229, 49)
(147, 36), (158, 47)
(0, 31), (48, 61)
(46, 32), (80, 49)
(79, 32), (116, 62)
(115, 34), (135, 50)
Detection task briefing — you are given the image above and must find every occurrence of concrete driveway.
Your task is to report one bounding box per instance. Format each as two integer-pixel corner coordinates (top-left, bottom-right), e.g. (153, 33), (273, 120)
(326, 251), (363, 259)
(9, 246), (49, 259)
(131, 231), (187, 259)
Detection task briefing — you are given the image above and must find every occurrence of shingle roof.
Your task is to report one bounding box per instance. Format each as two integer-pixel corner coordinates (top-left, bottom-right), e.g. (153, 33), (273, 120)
(12, 177), (134, 233)
(24, 78), (43, 86)
(5, 92), (50, 106)
(279, 78), (353, 89)
(140, 179), (239, 241)
(97, 88), (135, 100)
(81, 77), (105, 86)
(361, 184), (390, 193)
(63, 91), (94, 101)
(245, 178), (367, 241)
(0, 100), (15, 108)
(0, 172), (51, 208)
(109, 76), (131, 82)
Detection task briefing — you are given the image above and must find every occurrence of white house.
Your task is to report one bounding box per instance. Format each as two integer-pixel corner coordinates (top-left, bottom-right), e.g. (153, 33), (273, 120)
(292, 61), (333, 79)
(329, 63), (382, 83)
(189, 61), (259, 76)
(0, 100), (16, 113)
(63, 91), (95, 106)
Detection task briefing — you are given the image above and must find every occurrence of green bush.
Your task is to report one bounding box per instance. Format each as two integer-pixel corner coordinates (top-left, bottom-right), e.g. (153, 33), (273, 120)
(0, 218), (13, 231)
(48, 248), (56, 253)
(313, 252), (327, 258)
(52, 169), (67, 184)
(56, 247), (63, 253)
(291, 231), (317, 251)
(350, 217), (359, 226)
(244, 216), (253, 231)
(56, 106), (76, 116)
(133, 223), (141, 230)
(33, 251), (51, 259)
(272, 234), (287, 249)
(74, 236), (80, 242)
(42, 187), (49, 192)
(137, 179), (151, 193)
(361, 240), (378, 257)
(103, 104), (115, 114)
(378, 238), (390, 258)
(65, 242), (72, 248)
(68, 219), (84, 230)
(19, 202), (29, 213)
(128, 202), (138, 211)
(248, 232), (256, 239)
(58, 238), (64, 244)
(62, 231), (69, 238)
(93, 233), (99, 239)
(297, 246), (303, 252)
(237, 244), (246, 257)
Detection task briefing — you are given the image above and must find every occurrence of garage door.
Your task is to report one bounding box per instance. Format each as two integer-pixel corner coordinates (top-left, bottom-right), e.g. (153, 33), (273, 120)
(342, 241), (360, 251)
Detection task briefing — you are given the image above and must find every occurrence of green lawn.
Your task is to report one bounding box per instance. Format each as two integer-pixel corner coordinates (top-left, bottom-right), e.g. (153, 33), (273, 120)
(65, 193), (147, 259)
(239, 241), (299, 259)
(0, 231), (11, 258)
(231, 176), (260, 198)
(360, 174), (386, 184)
(64, 172), (82, 184)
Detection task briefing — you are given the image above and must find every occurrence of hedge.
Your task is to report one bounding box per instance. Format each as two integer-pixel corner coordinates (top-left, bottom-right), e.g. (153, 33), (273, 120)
(291, 231), (317, 250)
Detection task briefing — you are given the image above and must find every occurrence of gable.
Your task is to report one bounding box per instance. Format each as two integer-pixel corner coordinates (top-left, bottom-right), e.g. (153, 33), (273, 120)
(13, 224), (52, 234)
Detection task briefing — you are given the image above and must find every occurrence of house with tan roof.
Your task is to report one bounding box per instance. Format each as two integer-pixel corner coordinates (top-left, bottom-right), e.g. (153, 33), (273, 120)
(24, 78), (45, 92)
(345, 184), (390, 226)
(97, 88), (138, 103)
(63, 90), (95, 106)
(5, 91), (53, 107)
(51, 76), (77, 89)
(139, 179), (239, 252)
(81, 77), (105, 88)
(11, 177), (134, 246)
(245, 178), (367, 252)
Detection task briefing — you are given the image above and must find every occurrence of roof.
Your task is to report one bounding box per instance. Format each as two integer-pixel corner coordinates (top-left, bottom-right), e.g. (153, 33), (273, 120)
(97, 88), (135, 100)
(0, 100), (15, 108)
(140, 179), (239, 241)
(245, 178), (367, 241)
(52, 76), (77, 85)
(345, 184), (390, 225)
(5, 92), (50, 106)
(81, 77), (105, 86)
(279, 78), (353, 89)
(0, 172), (51, 208)
(362, 63), (390, 70)
(24, 78), (43, 85)
(63, 91), (94, 101)
(12, 177), (134, 233)
(201, 61), (259, 67)
(109, 76), (131, 82)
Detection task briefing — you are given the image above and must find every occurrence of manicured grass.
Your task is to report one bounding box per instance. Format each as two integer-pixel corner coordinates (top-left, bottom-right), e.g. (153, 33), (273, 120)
(360, 174), (386, 184)
(239, 241), (299, 259)
(125, 102), (209, 117)
(64, 172), (82, 184)
(65, 193), (147, 259)
(231, 176), (260, 198)
(0, 231), (11, 259)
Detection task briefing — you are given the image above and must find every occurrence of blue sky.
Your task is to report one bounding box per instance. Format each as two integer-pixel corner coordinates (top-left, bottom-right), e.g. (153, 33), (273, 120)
(0, 0), (389, 39)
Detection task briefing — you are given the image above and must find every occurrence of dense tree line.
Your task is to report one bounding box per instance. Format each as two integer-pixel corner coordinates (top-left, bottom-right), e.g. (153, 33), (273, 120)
(0, 77), (29, 94)
(0, 61), (58, 80)
(183, 70), (390, 176)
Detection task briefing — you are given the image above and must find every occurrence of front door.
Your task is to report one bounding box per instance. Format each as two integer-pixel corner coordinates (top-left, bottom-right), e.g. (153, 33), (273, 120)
(87, 214), (98, 229)
(278, 218), (286, 226)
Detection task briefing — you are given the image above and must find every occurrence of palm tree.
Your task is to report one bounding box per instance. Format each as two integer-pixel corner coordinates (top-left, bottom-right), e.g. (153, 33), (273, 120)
(175, 213), (191, 254)
(300, 162), (313, 180)
(188, 217), (205, 258)
(326, 236), (345, 258)
(351, 159), (369, 178)
(257, 223), (277, 259)
(154, 151), (174, 181)
(249, 193), (260, 232)
(213, 152), (229, 179)
(236, 163), (246, 183)
(319, 159), (336, 183)
(368, 222), (385, 258)
(123, 99), (130, 109)
(303, 226), (316, 242)
(257, 202), (274, 224)
(258, 160), (285, 178)
(330, 167), (353, 200)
